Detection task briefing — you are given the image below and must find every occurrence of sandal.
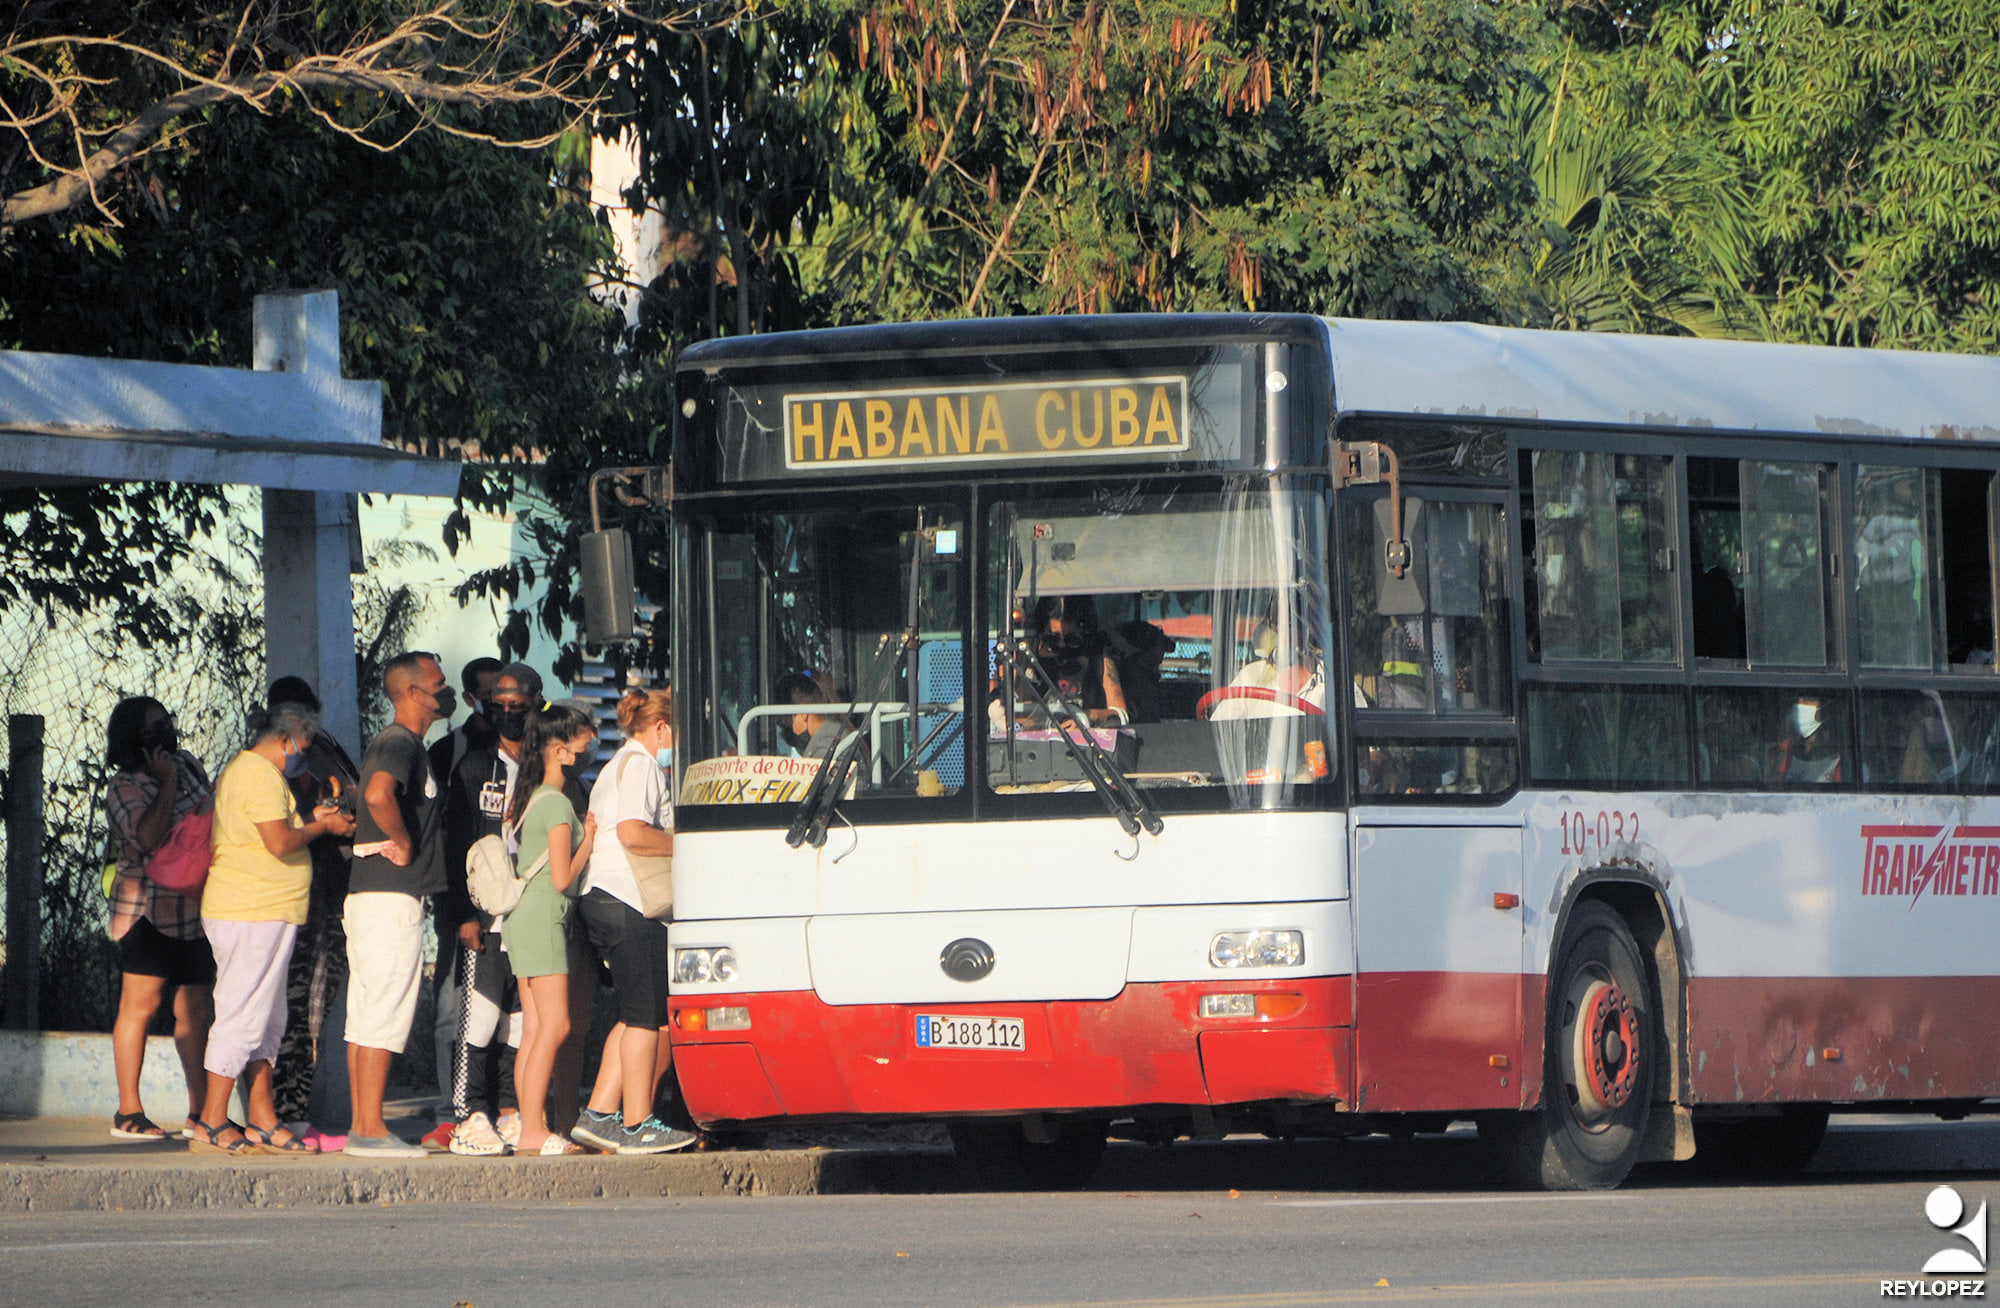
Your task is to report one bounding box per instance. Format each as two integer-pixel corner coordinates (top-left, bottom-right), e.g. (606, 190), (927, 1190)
(110, 1111), (167, 1142)
(537, 1135), (584, 1156)
(187, 1119), (252, 1155)
(242, 1124), (318, 1154)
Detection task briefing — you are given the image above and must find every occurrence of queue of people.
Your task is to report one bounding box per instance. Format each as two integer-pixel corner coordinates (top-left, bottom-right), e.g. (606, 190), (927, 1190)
(101, 652), (692, 1158)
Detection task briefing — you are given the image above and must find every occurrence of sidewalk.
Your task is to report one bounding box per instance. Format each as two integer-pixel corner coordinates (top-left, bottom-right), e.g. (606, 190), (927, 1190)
(0, 1102), (948, 1213)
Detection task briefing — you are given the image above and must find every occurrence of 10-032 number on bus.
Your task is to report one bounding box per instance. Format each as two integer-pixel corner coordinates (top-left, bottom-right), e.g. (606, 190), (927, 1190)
(1557, 809), (1641, 857)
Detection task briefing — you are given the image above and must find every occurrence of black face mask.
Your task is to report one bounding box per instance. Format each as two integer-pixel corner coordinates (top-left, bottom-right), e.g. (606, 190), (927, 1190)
(430, 686), (459, 719)
(494, 707), (530, 742)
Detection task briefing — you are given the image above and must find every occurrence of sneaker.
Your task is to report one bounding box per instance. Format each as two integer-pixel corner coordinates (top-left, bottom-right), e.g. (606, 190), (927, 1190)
(616, 1117), (699, 1155)
(570, 1107), (623, 1153)
(420, 1120), (456, 1152)
(342, 1134), (427, 1158)
(496, 1113), (521, 1149)
(450, 1111), (508, 1157)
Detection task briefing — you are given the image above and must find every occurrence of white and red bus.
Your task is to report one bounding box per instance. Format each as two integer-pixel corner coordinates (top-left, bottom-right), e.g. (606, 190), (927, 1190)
(590, 315), (2000, 1189)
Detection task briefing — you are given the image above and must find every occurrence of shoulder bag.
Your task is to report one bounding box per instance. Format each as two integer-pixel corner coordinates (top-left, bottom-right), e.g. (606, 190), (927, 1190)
(614, 753), (675, 920)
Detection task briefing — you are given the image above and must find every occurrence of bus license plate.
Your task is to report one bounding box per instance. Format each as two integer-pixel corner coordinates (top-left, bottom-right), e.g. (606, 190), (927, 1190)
(914, 1014), (1025, 1051)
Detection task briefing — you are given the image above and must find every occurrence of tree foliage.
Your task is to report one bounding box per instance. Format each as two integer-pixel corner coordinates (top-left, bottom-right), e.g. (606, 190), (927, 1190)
(0, 0), (669, 233)
(1552, 0), (2000, 352)
(1, 80), (639, 648)
(599, 0), (1544, 345)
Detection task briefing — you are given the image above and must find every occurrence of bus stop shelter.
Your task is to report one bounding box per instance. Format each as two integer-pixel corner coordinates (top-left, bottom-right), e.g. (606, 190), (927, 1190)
(0, 290), (460, 750)
(1, 290), (457, 1028)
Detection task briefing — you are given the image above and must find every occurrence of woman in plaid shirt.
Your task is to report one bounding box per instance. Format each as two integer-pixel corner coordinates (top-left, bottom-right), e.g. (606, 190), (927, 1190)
(104, 697), (216, 1142)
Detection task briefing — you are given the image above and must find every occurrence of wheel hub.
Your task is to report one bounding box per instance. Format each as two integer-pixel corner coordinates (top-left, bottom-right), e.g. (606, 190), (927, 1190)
(1571, 978), (1640, 1117)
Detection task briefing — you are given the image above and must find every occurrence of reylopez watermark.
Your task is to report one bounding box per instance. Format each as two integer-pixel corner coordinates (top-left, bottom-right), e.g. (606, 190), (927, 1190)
(1883, 1185), (1988, 1298)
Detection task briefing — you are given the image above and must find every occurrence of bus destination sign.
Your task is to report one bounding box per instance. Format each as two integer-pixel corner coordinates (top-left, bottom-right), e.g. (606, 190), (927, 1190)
(784, 376), (1190, 471)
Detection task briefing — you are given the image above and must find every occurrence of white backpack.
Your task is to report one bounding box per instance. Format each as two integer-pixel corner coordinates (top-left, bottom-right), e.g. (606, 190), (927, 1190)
(464, 793), (557, 915)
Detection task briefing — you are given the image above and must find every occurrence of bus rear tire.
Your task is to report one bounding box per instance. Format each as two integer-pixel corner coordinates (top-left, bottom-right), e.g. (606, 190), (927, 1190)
(948, 1119), (1108, 1190)
(1492, 900), (1657, 1191)
(1692, 1105), (1830, 1175)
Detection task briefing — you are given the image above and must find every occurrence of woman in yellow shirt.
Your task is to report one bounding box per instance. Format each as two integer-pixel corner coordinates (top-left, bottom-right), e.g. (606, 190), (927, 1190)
(192, 705), (354, 1154)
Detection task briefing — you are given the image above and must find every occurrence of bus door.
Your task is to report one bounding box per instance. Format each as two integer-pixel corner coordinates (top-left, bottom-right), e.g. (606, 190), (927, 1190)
(1351, 816), (1525, 1112)
(1339, 482), (1525, 1111)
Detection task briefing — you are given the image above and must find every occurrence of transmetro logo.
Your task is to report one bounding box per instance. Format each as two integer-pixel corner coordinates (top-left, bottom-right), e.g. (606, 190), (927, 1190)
(1883, 1185), (1988, 1298)
(1860, 826), (2000, 902)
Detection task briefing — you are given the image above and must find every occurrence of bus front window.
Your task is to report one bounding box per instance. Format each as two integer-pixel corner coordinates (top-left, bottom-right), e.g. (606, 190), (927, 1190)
(685, 501), (967, 801)
(985, 481), (1336, 809)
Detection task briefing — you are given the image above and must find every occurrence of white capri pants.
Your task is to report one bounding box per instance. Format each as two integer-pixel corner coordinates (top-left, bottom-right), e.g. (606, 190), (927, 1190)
(201, 918), (299, 1079)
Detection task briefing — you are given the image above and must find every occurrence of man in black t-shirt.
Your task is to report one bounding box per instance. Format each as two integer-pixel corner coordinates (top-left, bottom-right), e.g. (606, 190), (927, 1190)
(342, 651), (453, 1158)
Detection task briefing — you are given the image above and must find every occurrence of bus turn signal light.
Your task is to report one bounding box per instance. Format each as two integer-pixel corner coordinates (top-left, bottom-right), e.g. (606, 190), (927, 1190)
(1493, 892), (1520, 910)
(675, 1006), (752, 1033)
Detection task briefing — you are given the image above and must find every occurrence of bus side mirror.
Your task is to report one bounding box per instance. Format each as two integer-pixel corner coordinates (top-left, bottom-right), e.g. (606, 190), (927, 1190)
(581, 528), (636, 644)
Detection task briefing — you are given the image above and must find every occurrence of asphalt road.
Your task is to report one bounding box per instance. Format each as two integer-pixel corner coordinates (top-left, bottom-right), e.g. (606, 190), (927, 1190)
(4, 1120), (1997, 1306)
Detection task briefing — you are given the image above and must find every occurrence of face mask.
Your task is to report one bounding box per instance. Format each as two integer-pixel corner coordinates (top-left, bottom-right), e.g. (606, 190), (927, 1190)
(1793, 702), (1823, 739)
(494, 707), (530, 741)
(430, 686), (459, 719)
(655, 746), (674, 769)
(283, 742), (311, 778)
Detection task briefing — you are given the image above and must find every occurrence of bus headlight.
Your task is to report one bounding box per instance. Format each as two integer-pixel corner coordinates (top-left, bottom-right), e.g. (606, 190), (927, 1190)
(1209, 930), (1304, 969)
(674, 946), (738, 984)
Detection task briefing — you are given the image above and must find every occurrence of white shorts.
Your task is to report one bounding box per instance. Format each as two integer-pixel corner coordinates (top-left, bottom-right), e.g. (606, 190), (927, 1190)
(343, 892), (426, 1053)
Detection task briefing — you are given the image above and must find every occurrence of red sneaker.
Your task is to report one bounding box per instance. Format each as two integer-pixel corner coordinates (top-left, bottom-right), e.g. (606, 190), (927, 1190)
(420, 1120), (456, 1152)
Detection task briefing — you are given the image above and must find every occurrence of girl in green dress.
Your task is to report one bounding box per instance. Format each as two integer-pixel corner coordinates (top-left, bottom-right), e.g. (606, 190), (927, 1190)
(500, 703), (599, 1155)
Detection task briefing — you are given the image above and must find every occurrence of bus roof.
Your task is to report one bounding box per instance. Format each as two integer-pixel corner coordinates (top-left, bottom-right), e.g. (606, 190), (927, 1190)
(1323, 317), (2000, 442)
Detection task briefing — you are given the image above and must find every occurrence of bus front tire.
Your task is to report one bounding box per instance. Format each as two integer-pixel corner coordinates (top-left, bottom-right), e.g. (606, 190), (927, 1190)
(1492, 901), (1657, 1191)
(948, 1118), (1108, 1190)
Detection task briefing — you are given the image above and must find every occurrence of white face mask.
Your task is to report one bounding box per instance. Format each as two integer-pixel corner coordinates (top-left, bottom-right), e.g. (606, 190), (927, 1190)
(1793, 701), (1823, 739)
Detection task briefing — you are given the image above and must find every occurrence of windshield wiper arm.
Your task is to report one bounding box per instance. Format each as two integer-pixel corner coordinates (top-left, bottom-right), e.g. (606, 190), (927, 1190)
(785, 727), (866, 849)
(1005, 637), (1163, 840)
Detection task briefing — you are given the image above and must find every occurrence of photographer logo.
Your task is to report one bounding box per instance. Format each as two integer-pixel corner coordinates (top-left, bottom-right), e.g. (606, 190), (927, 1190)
(1883, 1186), (1987, 1298)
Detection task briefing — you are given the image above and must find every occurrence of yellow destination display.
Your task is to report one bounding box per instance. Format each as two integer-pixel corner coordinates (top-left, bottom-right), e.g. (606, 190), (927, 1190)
(785, 376), (1190, 470)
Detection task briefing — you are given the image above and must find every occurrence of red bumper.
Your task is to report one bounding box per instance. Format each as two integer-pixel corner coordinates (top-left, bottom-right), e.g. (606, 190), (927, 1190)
(669, 978), (1352, 1126)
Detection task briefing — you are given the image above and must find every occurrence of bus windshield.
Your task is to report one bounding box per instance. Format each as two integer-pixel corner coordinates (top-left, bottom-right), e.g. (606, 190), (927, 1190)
(987, 479), (1335, 809)
(677, 476), (1335, 813)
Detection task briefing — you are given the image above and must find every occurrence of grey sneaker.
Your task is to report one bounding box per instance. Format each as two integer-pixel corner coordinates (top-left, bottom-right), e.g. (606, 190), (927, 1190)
(570, 1107), (623, 1152)
(342, 1134), (426, 1158)
(615, 1117), (698, 1155)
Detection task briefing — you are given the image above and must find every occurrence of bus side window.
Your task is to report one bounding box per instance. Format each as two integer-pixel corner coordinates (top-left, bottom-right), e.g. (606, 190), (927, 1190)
(1939, 469), (1995, 668)
(1344, 496), (1508, 715)
(1855, 464), (1943, 669)
(1525, 449), (1677, 665)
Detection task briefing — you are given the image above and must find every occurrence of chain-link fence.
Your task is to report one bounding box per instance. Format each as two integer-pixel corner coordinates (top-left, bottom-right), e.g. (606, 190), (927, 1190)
(0, 514), (266, 1031)
(0, 526), (440, 1032)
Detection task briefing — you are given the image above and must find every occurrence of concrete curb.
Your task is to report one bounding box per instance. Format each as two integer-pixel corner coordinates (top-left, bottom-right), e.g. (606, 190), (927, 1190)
(0, 1147), (954, 1213)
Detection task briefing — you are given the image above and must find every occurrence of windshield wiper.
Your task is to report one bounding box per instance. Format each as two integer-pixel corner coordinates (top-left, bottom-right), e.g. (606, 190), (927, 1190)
(785, 726), (867, 849)
(1002, 636), (1163, 841)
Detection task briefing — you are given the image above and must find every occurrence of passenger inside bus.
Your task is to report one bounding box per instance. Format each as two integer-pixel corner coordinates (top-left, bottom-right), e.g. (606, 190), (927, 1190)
(1031, 596), (1128, 727)
(774, 671), (849, 761)
(1767, 695), (1842, 785)
(1106, 619), (1174, 724)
